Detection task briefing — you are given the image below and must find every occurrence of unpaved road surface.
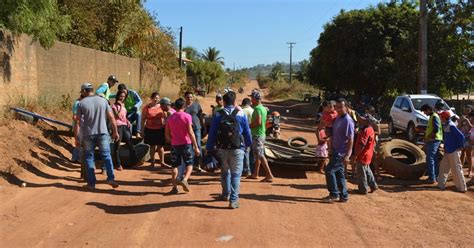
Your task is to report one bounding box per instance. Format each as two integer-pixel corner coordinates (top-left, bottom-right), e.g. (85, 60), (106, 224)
(1, 80), (473, 247)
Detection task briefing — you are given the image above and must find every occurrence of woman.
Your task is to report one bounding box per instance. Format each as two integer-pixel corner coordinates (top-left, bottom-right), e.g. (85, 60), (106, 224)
(141, 92), (168, 167)
(112, 90), (137, 171)
(458, 106), (472, 177)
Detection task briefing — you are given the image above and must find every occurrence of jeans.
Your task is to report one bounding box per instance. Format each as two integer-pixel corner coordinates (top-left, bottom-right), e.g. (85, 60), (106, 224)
(113, 125), (137, 167)
(425, 140), (441, 181)
(71, 146), (81, 162)
(325, 152), (349, 199)
(193, 128), (202, 167)
(127, 111), (142, 135)
(83, 134), (115, 186)
(218, 149), (245, 203)
(242, 148), (251, 175)
(356, 162), (378, 194)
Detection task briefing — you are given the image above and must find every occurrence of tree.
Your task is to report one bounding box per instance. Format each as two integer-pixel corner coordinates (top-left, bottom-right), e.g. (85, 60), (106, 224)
(188, 60), (225, 94)
(270, 63), (284, 81)
(0, 0), (71, 48)
(201, 47), (224, 66)
(183, 46), (199, 61)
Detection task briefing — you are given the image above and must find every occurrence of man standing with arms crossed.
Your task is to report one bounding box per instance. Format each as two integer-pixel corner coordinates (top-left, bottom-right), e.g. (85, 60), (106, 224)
(184, 91), (205, 172)
(206, 91), (252, 209)
(247, 90), (274, 182)
(74, 83), (120, 189)
(323, 98), (354, 203)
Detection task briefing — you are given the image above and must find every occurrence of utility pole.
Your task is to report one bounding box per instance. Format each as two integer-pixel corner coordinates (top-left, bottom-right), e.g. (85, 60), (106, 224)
(179, 26), (183, 68)
(418, 0), (427, 94)
(287, 42), (295, 85)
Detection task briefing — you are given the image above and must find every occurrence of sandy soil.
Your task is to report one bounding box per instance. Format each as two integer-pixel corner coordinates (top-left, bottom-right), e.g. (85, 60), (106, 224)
(1, 80), (473, 247)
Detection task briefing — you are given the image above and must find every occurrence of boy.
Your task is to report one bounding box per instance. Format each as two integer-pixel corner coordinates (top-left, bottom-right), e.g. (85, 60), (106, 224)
(352, 116), (378, 194)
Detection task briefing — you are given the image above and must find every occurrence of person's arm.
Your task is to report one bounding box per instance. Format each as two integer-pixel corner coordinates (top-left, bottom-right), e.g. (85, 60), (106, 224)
(74, 106), (81, 147)
(198, 103), (205, 128)
(95, 84), (107, 97)
(106, 105), (119, 142)
(250, 109), (262, 129)
(133, 90), (142, 110)
(452, 125), (465, 150)
(140, 105), (147, 136)
(241, 114), (252, 148)
(344, 119), (355, 162)
(205, 114), (220, 151)
(188, 123), (200, 155)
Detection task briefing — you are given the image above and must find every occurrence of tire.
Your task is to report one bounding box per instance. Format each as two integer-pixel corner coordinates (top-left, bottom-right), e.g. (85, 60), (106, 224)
(388, 118), (396, 135)
(406, 122), (417, 143)
(379, 139), (425, 180)
(287, 136), (309, 149)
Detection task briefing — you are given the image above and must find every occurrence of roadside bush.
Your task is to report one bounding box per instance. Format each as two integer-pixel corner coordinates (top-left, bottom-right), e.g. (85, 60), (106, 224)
(267, 79), (319, 100)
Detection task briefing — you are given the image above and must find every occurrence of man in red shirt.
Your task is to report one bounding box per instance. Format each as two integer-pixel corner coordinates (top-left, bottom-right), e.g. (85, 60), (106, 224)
(352, 115), (378, 194)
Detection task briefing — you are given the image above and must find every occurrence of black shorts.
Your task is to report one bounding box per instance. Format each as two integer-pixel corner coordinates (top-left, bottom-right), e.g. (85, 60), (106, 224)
(170, 144), (194, 168)
(144, 127), (165, 146)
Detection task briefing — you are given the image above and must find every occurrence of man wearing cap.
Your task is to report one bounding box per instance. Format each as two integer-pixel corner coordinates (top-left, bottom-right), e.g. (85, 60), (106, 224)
(116, 84), (143, 137)
(75, 83), (120, 189)
(160, 97), (176, 120)
(96, 75), (118, 101)
(438, 111), (467, 192)
(421, 104), (443, 184)
(248, 90), (275, 182)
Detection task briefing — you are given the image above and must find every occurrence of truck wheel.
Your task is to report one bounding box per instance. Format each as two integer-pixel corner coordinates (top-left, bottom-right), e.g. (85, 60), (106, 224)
(407, 123), (417, 143)
(388, 118), (396, 135)
(379, 139), (426, 180)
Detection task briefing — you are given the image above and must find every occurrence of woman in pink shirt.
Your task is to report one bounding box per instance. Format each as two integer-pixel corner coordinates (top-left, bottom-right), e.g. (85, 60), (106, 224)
(112, 90), (137, 171)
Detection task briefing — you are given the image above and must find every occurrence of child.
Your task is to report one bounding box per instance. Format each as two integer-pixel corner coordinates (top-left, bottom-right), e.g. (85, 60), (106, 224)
(315, 121), (329, 173)
(321, 100), (337, 137)
(437, 111), (467, 192)
(352, 116), (378, 194)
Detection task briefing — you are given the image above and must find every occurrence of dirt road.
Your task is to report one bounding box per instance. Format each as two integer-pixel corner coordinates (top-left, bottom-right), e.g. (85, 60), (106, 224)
(1, 81), (473, 247)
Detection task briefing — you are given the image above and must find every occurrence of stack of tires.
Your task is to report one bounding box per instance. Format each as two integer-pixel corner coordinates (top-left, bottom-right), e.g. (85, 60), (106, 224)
(378, 139), (426, 180)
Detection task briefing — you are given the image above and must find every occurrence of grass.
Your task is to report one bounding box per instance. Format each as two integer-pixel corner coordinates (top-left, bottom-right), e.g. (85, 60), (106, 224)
(266, 79), (320, 100)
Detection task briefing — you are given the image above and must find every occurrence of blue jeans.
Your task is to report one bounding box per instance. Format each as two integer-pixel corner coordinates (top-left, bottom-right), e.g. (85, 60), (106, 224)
(193, 128), (202, 167)
(83, 134), (115, 186)
(242, 148), (251, 175)
(218, 149), (245, 203)
(325, 152), (349, 199)
(127, 111), (142, 135)
(356, 162), (378, 194)
(425, 140), (441, 181)
(71, 147), (81, 162)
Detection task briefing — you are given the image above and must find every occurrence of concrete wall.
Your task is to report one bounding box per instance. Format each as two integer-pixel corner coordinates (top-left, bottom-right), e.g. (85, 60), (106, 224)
(0, 29), (181, 107)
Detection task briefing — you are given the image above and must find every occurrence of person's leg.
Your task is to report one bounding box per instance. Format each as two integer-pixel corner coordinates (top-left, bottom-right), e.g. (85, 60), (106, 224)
(334, 160), (349, 200)
(437, 155), (450, 189)
(425, 140), (438, 182)
(193, 128), (202, 169)
(229, 149), (245, 205)
(434, 140), (441, 178)
(242, 148), (250, 176)
(157, 145), (166, 166)
(113, 126), (124, 169)
(218, 149), (231, 199)
(82, 136), (96, 187)
(466, 147), (473, 177)
(256, 137), (274, 181)
(249, 138), (260, 179)
(356, 162), (369, 194)
(149, 145), (156, 167)
(177, 144), (194, 192)
(122, 127), (137, 164)
(249, 149), (255, 174)
(97, 134), (117, 186)
(324, 153), (341, 198)
(450, 151), (467, 192)
(366, 164), (378, 191)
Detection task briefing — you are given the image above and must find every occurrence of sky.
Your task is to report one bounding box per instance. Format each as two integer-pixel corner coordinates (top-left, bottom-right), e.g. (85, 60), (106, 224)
(145, 0), (385, 69)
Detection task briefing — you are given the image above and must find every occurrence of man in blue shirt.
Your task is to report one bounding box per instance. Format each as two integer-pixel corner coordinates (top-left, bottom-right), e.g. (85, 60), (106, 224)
(323, 98), (354, 203)
(206, 91), (252, 209)
(437, 111), (467, 192)
(96, 75), (118, 101)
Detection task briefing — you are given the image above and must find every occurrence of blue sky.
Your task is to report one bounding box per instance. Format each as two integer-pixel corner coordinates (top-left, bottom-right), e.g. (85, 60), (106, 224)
(145, 0), (385, 69)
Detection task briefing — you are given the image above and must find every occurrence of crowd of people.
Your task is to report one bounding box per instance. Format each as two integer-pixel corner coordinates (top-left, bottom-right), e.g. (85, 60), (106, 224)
(72, 75), (471, 208)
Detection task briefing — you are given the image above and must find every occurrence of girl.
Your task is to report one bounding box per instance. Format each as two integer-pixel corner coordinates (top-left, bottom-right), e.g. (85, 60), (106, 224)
(315, 121), (329, 173)
(112, 90), (137, 170)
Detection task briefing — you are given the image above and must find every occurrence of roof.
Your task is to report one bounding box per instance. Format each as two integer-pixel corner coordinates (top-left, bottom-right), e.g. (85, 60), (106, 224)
(403, 94), (441, 99)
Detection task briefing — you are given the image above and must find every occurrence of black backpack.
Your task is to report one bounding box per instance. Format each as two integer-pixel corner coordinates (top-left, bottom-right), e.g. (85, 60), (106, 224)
(217, 108), (242, 149)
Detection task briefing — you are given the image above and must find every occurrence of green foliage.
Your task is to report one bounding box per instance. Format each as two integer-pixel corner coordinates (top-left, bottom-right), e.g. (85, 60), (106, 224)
(188, 60), (225, 94)
(270, 63), (284, 81)
(201, 47), (225, 65)
(307, 1), (473, 97)
(267, 79), (319, 100)
(0, 0), (71, 48)
(183, 46), (199, 61)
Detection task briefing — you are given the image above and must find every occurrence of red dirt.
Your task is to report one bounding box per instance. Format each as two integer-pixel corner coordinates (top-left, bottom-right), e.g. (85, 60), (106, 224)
(1, 80), (473, 247)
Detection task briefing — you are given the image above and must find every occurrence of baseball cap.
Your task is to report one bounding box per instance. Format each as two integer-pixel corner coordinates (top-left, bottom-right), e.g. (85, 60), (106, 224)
(248, 90), (261, 100)
(80, 83), (93, 91)
(159, 97), (171, 105)
(439, 111), (451, 120)
(108, 75), (119, 82)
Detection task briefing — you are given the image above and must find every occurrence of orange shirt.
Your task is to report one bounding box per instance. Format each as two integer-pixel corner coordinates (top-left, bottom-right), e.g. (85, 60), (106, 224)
(142, 103), (164, 129)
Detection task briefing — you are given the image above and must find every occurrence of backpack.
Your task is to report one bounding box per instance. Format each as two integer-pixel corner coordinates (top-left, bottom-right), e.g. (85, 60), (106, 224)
(216, 108), (242, 149)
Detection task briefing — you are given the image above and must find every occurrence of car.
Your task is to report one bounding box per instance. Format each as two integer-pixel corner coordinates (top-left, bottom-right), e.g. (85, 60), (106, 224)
(388, 94), (456, 143)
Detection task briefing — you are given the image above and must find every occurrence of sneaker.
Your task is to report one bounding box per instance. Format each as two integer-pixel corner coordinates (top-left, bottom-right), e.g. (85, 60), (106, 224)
(437, 184), (446, 190)
(178, 179), (190, 192)
(229, 201), (239, 209)
(218, 194), (230, 201)
(369, 187), (378, 193)
(83, 184), (95, 190)
(168, 187), (179, 194)
(339, 197), (349, 203)
(107, 180), (119, 188)
(322, 195), (340, 203)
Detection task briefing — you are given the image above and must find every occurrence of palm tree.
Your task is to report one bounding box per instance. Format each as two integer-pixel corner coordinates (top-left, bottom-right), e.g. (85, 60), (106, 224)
(201, 47), (224, 65)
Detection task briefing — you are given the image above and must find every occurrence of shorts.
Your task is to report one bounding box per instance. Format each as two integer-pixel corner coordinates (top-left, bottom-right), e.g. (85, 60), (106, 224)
(170, 144), (194, 168)
(315, 144), (328, 158)
(252, 136), (266, 159)
(144, 127), (165, 146)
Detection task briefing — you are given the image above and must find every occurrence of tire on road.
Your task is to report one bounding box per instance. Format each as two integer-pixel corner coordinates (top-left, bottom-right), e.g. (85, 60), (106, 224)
(287, 136), (309, 149)
(379, 139), (426, 180)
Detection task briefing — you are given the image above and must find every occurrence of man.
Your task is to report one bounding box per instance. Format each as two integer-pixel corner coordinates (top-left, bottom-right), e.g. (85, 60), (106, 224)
(74, 83), (120, 189)
(352, 116), (378, 194)
(437, 111), (467, 192)
(421, 104), (443, 184)
(184, 91), (205, 171)
(96, 75), (118, 101)
(206, 91), (252, 208)
(248, 90), (274, 182)
(117, 84), (142, 137)
(165, 98), (200, 194)
(323, 98), (354, 203)
(160, 97), (176, 120)
(212, 94), (224, 116)
(241, 98), (254, 176)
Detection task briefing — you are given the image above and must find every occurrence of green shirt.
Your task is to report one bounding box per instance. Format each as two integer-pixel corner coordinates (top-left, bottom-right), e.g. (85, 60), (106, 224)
(251, 104), (267, 137)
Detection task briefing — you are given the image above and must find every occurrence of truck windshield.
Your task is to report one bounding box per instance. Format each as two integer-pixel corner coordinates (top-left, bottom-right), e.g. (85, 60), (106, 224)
(411, 98), (449, 111)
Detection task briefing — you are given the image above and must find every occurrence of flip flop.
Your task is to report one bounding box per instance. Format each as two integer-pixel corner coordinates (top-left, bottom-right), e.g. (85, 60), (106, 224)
(260, 178), (273, 183)
(246, 175), (258, 179)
